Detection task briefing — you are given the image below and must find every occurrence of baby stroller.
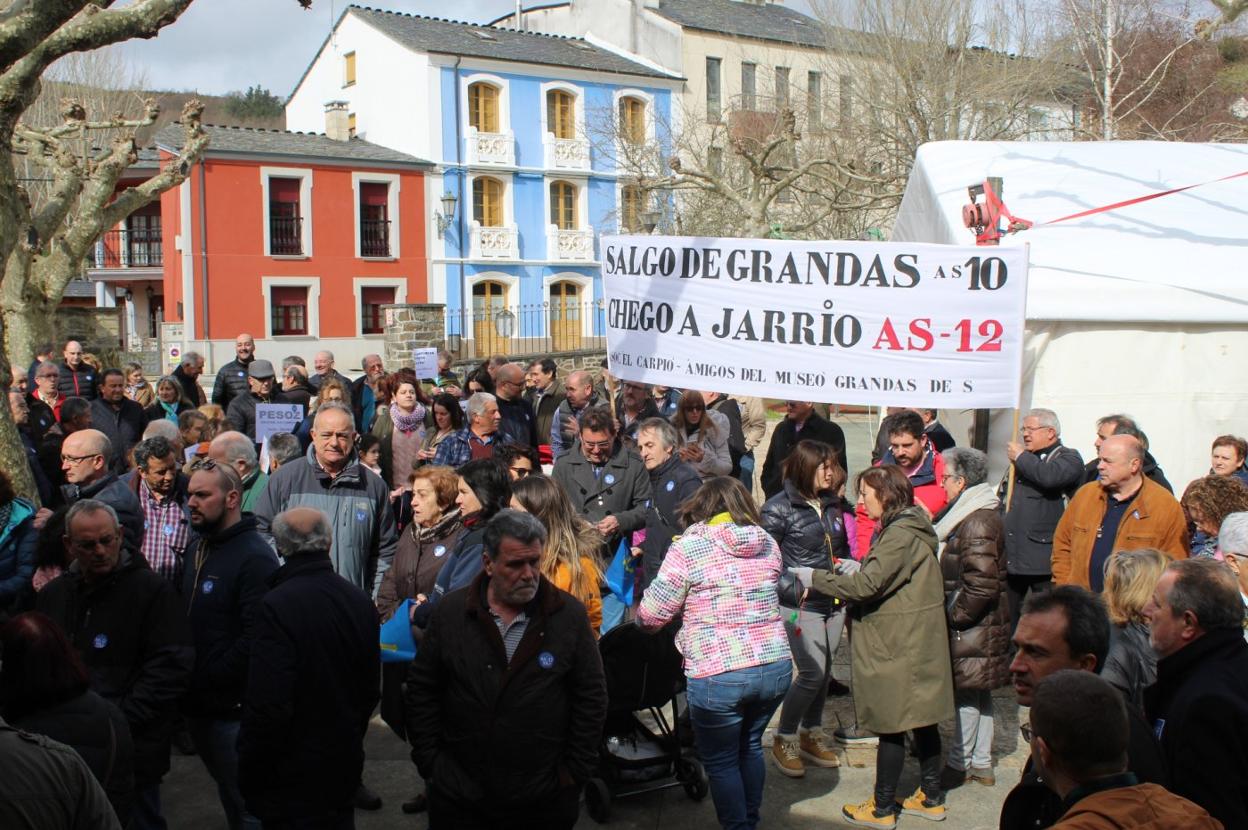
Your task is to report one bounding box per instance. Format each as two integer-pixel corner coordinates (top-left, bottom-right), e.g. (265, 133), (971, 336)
(584, 621), (709, 824)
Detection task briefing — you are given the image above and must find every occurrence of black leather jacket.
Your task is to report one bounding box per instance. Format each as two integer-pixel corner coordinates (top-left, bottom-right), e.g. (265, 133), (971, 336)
(761, 481), (850, 615)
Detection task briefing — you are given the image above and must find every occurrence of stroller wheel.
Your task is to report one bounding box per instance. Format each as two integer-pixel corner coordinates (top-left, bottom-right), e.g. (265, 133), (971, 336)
(678, 758), (710, 801)
(585, 777), (611, 823)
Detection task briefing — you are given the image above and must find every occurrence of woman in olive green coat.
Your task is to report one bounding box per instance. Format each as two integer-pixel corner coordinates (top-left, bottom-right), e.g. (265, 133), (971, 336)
(801, 464), (955, 828)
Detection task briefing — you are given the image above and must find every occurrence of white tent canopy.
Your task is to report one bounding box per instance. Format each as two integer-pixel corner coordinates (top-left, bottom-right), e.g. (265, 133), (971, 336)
(892, 140), (1248, 494)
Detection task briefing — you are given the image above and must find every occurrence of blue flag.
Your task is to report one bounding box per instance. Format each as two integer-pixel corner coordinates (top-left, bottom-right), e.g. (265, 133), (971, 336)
(380, 599), (417, 663)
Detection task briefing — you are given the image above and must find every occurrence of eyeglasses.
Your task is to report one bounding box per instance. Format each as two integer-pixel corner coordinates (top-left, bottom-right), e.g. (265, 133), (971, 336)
(61, 453), (102, 464)
(686, 404), (705, 412)
(510, 466), (533, 478)
(582, 439), (613, 451)
(189, 458), (219, 472)
(1020, 426), (1053, 434)
(1019, 723), (1034, 743)
(940, 473), (962, 482)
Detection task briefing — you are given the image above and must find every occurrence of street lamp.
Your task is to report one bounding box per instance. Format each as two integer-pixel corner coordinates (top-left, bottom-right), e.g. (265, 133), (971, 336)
(435, 191), (458, 238)
(640, 209), (661, 233)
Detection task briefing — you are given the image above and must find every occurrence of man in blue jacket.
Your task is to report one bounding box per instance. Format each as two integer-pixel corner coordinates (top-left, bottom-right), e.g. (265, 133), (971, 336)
(183, 462), (278, 830)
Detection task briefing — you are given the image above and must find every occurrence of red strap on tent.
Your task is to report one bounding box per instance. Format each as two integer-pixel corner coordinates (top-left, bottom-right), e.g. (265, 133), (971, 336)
(1042, 169), (1248, 226)
(983, 179), (1033, 233)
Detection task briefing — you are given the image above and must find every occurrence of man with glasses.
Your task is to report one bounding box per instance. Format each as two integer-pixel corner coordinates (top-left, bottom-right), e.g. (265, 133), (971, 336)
(493, 363), (539, 449)
(615, 380), (658, 445)
(57, 339), (97, 400)
(28, 360), (63, 442)
(251, 401), (395, 812)
(434, 392), (503, 469)
(999, 586), (1167, 830)
(1219, 512), (1248, 638)
(25, 341), (53, 388)
(760, 400), (846, 499)
(351, 353), (385, 433)
(552, 405), (651, 558)
(59, 428), (144, 552)
(38, 498), (192, 830)
(212, 333), (256, 411)
(550, 370), (601, 461)
(1001, 408), (1084, 632)
(225, 359), (277, 444)
(1022, 670), (1219, 829)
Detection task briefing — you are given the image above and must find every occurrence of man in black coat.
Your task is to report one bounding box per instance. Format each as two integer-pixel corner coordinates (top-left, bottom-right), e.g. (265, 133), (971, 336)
(57, 339), (97, 400)
(1081, 414), (1173, 493)
(38, 498), (192, 830)
(183, 463), (278, 829)
(524, 358), (564, 450)
(172, 351), (207, 407)
(211, 333), (256, 411)
(1144, 558), (1248, 830)
(999, 586), (1167, 829)
(615, 380), (660, 446)
(90, 368), (148, 475)
(350, 353), (385, 434)
(1001, 407), (1084, 631)
(226, 359), (277, 444)
(634, 418), (701, 592)
(404, 510), (607, 828)
(761, 401), (845, 499)
(59, 429), (144, 552)
(238, 507), (380, 827)
(494, 362), (539, 448)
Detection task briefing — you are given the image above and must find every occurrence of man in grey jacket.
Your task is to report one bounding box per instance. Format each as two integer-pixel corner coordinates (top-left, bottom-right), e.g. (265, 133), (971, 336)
(552, 405), (651, 557)
(253, 402), (396, 599)
(1001, 408), (1085, 633)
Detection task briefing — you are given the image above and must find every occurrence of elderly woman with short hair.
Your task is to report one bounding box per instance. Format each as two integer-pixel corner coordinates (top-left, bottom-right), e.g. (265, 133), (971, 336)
(1180, 474), (1248, 557)
(931, 447), (1010, 791)
(634, 418), (702, 594)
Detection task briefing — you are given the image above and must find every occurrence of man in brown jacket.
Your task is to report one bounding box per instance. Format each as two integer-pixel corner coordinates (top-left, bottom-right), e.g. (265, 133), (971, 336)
(1029, 670), (1221, 830)
(1051, 435), (1187, 592)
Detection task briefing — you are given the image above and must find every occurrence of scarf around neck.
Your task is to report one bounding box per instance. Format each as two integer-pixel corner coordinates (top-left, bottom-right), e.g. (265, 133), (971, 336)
(390, 401), (426, 434)
(934, 481), (1000, 557)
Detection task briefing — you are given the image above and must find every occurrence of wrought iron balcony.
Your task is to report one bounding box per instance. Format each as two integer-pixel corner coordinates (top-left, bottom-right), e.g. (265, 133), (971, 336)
(360, 218), (391, 258)
(91, 227), (162, 269)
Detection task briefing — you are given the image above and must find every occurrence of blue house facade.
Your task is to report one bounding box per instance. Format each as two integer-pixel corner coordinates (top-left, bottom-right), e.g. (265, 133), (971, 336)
(287, 6), (680, 357)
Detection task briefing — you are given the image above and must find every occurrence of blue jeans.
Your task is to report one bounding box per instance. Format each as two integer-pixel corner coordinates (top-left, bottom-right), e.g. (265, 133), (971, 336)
(687, 660), (792, 830)
(737, 451), (755, 492)
(189, 717), (262, 830)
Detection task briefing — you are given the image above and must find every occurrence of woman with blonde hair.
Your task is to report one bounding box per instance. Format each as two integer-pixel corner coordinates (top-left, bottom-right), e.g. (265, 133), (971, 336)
(1101, 548), (1169, 710)
(123, 362), (154, 408)
(511, 475), (604, 635)
(294, 378), (348, 450)
(670, 390), (731, 481)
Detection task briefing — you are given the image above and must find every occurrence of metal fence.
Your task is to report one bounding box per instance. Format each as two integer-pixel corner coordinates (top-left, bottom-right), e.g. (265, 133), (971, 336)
(444, 300), (606, 358)
(91, 228), (162, 269)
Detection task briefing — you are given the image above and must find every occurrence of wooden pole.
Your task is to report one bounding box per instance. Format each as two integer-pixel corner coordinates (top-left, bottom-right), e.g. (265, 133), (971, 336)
(1004, 408), (1020, 510)
(606, 372), (618, 421)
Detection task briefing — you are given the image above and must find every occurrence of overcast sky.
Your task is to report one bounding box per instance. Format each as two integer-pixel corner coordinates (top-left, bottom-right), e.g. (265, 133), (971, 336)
(119, 1), (527, 96)
(116, 0), (817, 97)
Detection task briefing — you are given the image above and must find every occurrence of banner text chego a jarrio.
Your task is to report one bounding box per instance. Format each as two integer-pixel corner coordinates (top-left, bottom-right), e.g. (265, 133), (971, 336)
(600, 235), (1029, 409)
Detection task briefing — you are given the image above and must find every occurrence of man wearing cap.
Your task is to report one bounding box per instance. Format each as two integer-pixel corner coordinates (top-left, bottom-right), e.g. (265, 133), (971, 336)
(226, 359), (277, 444)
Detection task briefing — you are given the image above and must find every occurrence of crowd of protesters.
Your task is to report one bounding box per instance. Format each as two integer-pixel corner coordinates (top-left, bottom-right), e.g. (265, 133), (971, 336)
(0, 335), (1246, 830)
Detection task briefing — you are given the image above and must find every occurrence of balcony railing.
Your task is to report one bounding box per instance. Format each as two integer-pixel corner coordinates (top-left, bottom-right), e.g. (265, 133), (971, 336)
(360, 218), (391, 258)
(91, 227), (162, 269)
(446, 299), (606, 358)
(544, 136), (590, 171)
(269, 215), (303, 256)
(547, 226), (595, 262)
(466, 128), (515, 166)
(469, 223), (519, 260)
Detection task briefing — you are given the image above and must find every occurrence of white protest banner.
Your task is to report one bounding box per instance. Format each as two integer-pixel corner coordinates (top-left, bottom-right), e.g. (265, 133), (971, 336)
(600, 235), (1029, 408)
(255, 403), (304, 443)
(412, 347), (439, 380)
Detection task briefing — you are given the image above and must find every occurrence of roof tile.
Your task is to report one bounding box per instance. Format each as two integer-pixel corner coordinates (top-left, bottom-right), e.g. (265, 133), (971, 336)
(154, 122), (431, 165)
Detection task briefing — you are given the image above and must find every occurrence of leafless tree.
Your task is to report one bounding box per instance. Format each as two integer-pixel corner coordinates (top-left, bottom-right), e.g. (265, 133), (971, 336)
(0, 0), (309, 500)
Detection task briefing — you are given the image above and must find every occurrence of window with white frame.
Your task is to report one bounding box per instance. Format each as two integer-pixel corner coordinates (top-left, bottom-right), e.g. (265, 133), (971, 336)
(261, 167), (313, 258)
(262, 277), (320, 338)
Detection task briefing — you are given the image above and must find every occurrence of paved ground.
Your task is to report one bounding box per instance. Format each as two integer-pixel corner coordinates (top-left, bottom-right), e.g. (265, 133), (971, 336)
(166, 410), (1029, 828)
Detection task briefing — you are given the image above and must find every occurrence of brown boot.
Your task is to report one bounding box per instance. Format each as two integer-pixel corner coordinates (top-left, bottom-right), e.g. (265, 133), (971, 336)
(771, 734), (805, 778)
(799, 728), (841, 768)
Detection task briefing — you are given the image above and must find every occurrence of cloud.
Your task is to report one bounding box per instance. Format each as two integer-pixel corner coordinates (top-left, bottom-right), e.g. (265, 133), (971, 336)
(116, 0), (515, 96)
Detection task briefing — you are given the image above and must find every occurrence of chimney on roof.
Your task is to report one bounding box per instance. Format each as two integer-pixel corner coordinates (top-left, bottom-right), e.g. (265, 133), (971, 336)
(325, 100), (350, 141)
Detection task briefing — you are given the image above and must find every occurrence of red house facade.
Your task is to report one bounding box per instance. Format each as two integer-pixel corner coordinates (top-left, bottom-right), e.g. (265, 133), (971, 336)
(155, 115), (431, 373)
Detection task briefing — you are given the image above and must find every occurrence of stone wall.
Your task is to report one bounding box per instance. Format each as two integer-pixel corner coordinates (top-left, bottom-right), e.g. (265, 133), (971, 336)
(382, 303), (607, 376)
(52, 307), (124, 365)
(380, 303), (446, 370)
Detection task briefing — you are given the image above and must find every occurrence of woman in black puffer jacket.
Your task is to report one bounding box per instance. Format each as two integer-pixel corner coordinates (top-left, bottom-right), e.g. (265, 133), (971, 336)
(933, 447), (1009, 790)
(761, 440), (853, 777)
